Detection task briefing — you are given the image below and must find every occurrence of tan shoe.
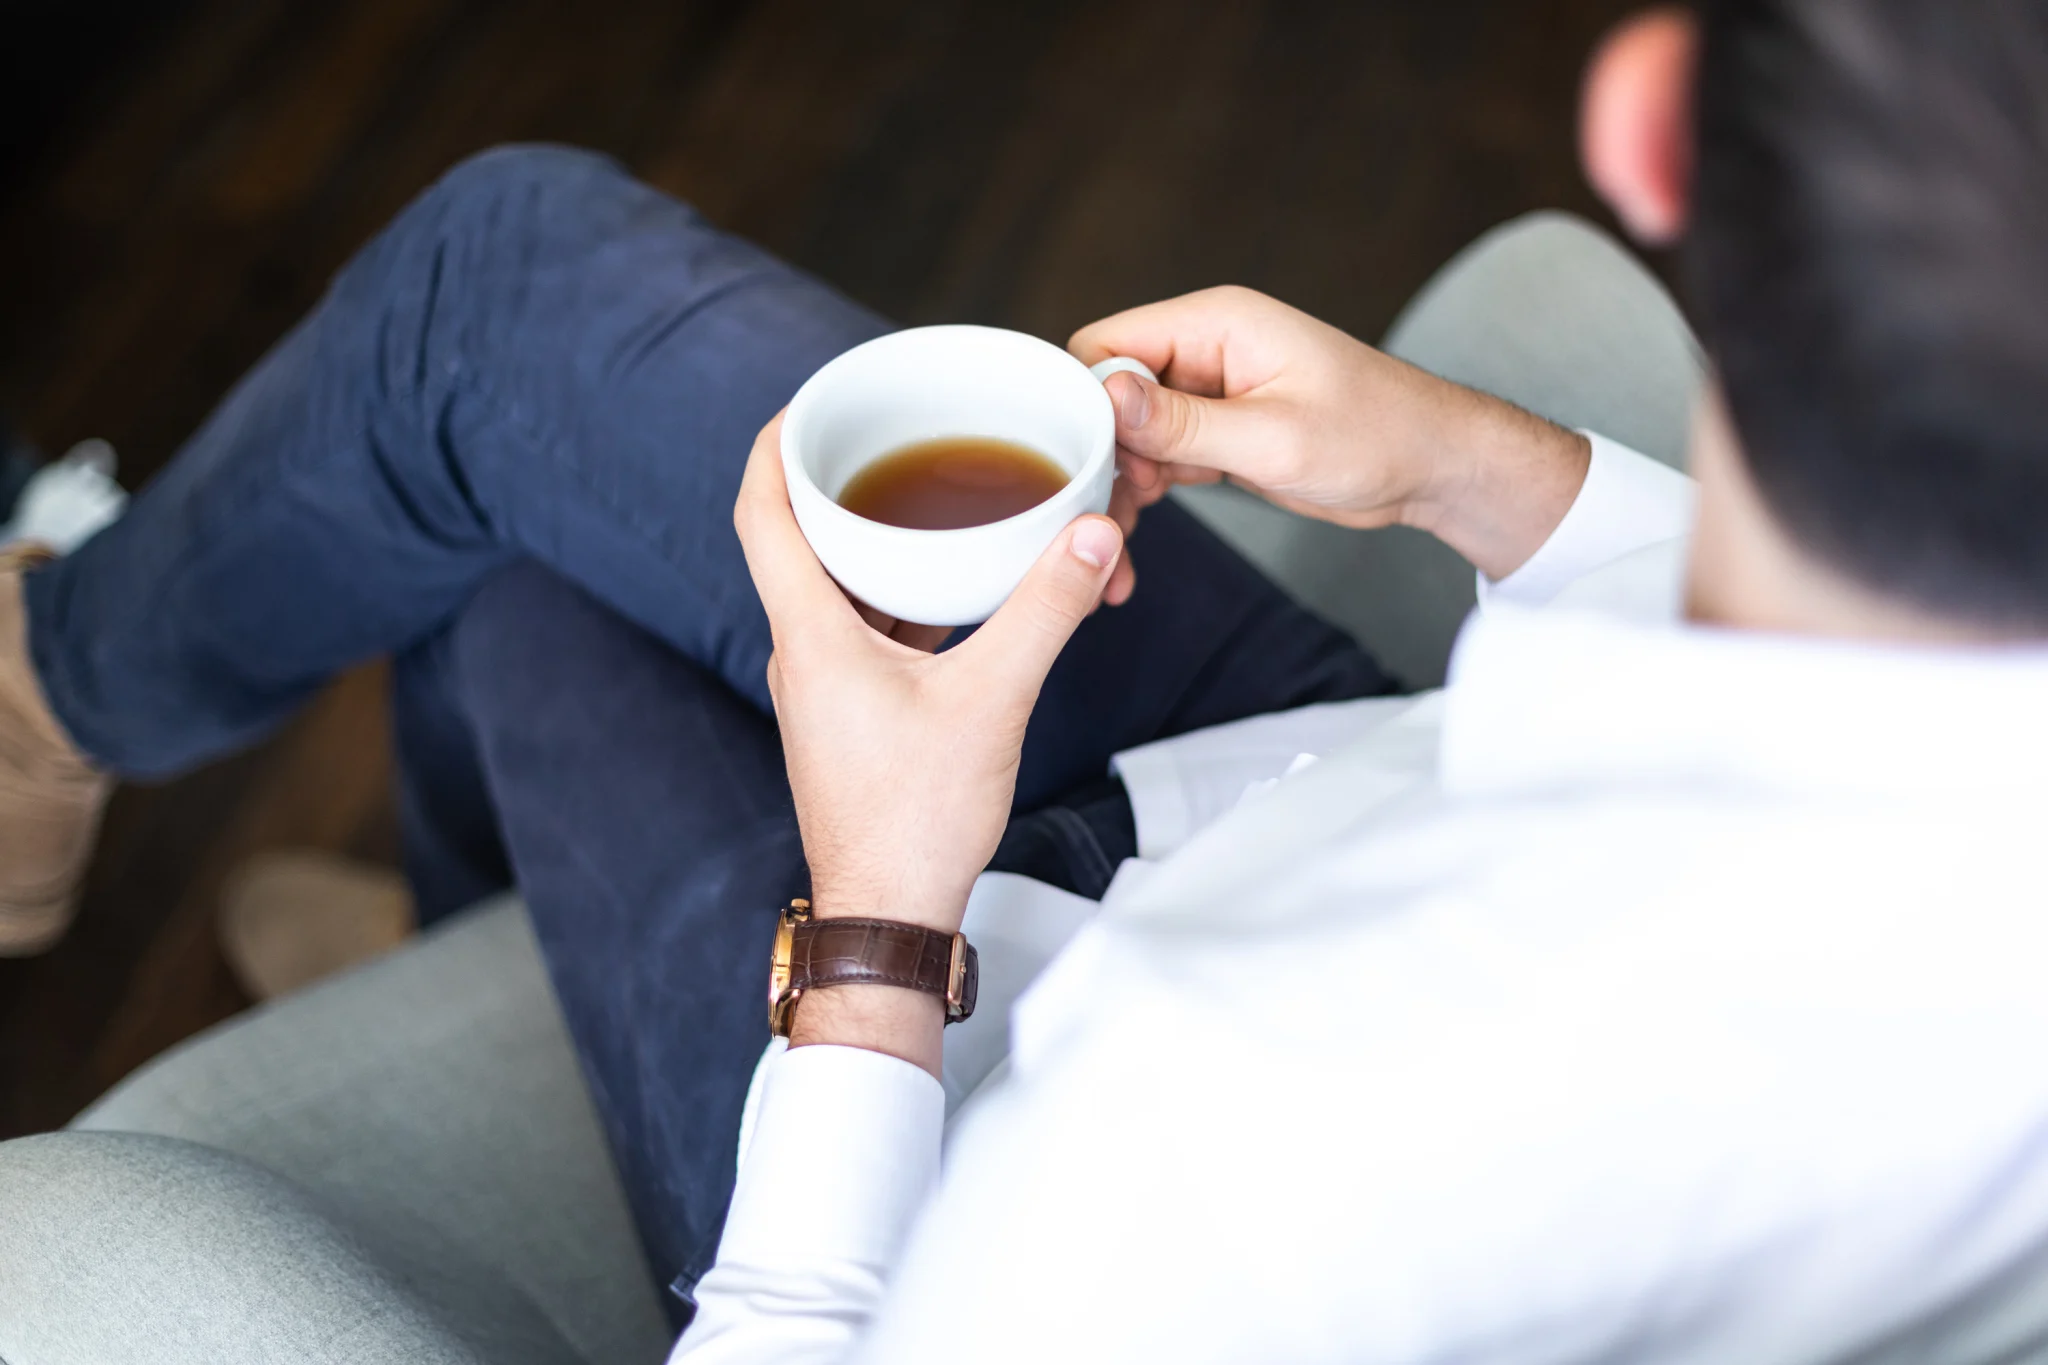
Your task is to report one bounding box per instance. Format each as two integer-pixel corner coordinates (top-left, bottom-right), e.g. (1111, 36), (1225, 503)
(0, 550), (113, 956)
(219, 850), (416, 1000)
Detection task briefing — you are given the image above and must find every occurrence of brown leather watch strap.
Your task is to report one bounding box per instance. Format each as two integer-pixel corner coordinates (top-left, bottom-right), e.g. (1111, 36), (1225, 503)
(772, 910), (979, 1035)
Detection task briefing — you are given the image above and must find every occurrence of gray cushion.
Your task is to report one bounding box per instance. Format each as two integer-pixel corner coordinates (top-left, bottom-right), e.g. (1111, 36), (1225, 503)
(64, 898), (671, 1365)
(0, 1129), (573, 1365)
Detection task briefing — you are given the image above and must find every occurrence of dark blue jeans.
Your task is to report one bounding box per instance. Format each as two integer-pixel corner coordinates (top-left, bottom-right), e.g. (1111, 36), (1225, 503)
(24, 147), (1395, 1312)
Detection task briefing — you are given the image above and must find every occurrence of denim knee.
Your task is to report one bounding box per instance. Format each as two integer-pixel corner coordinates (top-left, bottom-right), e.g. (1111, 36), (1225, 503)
(408, 143), (656, 266)
(423, 142), (632, 217)
(330, 142), (679, 442)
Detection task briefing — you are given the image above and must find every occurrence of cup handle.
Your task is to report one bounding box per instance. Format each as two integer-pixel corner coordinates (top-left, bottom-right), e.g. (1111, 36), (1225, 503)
(1089, 356), (1159, 385)
(1088, 358), (1156, 482)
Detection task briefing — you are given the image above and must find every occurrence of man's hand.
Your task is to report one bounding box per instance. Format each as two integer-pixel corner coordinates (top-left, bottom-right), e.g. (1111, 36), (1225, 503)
(1069, 286), (1592, 581)
(734, 414), (1124, 1074)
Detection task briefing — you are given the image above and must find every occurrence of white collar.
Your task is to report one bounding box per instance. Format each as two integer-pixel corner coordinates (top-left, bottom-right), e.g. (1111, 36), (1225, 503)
(1440, 604), (2048, 803)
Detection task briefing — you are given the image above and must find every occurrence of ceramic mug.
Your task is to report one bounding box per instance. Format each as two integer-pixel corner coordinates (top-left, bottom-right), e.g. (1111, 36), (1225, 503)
(780, 324), (1156, 626)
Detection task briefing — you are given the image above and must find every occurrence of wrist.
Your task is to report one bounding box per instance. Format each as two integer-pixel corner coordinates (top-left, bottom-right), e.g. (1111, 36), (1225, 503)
(1398, 385), (1591, 580)
(807, 870), (970, 935)
(770, 896), (978, 1083)
(789, 983), (946, 1078)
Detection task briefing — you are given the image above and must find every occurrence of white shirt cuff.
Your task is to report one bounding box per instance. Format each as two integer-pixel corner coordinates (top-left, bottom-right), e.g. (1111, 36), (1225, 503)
(676, 1045), (944, 1359)
(1480, 431), (1696, 609)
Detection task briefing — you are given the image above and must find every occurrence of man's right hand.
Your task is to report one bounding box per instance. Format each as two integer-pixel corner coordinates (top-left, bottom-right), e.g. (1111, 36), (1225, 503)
(1068, 286), (1592, 582)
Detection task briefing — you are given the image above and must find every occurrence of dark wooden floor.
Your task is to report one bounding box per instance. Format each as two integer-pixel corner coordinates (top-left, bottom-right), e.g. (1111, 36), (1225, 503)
(0, 0), (1641, 1137)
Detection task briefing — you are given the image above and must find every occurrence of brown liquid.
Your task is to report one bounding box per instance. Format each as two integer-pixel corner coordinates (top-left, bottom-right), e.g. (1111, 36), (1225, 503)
(837, 437), (1069, 531)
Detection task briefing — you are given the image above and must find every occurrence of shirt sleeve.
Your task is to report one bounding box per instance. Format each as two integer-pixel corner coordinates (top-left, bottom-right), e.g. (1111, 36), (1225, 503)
(670, 1044), (946, 1365)
(1479, 431), (1696, 610)
(1110, 698), (1415, 860)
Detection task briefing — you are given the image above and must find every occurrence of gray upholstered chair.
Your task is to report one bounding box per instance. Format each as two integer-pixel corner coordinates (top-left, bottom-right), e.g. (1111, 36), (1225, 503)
(0, 214), (1700, 1365)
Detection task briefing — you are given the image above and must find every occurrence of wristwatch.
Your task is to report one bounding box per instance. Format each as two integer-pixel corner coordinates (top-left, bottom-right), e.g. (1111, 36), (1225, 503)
(768, 898), (979, 1037)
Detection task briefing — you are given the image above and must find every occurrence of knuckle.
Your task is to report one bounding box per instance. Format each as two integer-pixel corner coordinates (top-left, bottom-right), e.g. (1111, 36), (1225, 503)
(1210, 283), (1269, 312)
(1267, 427), (1310, 478)
(1026, 579), (1086, 634)
(1163, 391), (1204, 453)
(733, 489), (774, 546)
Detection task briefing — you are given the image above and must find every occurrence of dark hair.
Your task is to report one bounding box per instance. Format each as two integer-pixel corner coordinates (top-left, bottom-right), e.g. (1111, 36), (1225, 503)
(1689, 0), (2048, 627)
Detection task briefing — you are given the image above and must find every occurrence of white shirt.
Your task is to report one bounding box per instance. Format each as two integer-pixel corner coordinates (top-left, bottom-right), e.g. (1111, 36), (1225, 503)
(674, 436), (2048, 1363)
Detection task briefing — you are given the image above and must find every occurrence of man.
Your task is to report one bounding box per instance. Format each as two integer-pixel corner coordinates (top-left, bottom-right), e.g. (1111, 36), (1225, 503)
(6, 1), (2047, 1360)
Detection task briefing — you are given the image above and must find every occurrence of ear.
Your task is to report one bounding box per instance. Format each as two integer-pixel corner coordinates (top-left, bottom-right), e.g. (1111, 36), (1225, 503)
(1581, 8), (1700, 245)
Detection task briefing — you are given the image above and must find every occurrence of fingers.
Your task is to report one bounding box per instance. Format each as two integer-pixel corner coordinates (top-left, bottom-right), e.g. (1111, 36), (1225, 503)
(957, 516), (1123, 697)
(1104, 552), (1137, 607)
(1108, 477), (1141, 536)
(1116, 448), (1185, 507)
(1102, 369), (1289, 479)
(1104, 479), (1142, 608)
(1068, 286), (1280, 394)
(1168, 463), (1224, 488)
(1122, 449), (1222, 497)
(734, 413), (865, 640)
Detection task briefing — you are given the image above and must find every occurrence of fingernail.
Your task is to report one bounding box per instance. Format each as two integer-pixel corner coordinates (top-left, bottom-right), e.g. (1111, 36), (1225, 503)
(1070, 518), (1121, 569)
(1109, 373), (1150, 430)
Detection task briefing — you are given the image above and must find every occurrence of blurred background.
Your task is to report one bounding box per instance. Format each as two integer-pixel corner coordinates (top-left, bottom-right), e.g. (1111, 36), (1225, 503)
(0, 0), (1643, 1136)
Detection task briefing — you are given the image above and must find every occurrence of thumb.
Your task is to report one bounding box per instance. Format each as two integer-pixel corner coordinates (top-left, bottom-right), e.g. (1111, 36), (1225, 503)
(1104, 370), (1274, 474)
(956, 516), (1123, 698)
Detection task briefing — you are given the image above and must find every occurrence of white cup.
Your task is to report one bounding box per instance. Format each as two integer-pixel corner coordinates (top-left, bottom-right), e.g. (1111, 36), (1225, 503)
(781, 325), (1157, 626)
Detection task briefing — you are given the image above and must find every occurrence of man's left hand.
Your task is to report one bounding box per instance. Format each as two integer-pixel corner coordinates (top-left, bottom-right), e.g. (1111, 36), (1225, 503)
(734, 412), (1126, 941)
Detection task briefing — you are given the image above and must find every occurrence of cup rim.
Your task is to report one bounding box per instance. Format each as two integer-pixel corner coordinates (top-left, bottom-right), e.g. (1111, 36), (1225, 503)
(781, 324), (1114, 541)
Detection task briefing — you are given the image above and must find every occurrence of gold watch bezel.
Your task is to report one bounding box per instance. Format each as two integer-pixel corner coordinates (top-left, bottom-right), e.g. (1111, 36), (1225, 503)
(767, 898), (811, 1037)
(945, 931), (970, 1019)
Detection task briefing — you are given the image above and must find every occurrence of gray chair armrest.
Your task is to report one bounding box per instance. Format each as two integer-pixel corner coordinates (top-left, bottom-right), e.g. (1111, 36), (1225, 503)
(61, 898), (671, 1365)
(0, 1130), (579, 1365)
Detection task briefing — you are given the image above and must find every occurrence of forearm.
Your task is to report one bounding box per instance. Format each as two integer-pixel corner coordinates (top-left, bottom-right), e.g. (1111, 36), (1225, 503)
(1396, 370), (1594, 581)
